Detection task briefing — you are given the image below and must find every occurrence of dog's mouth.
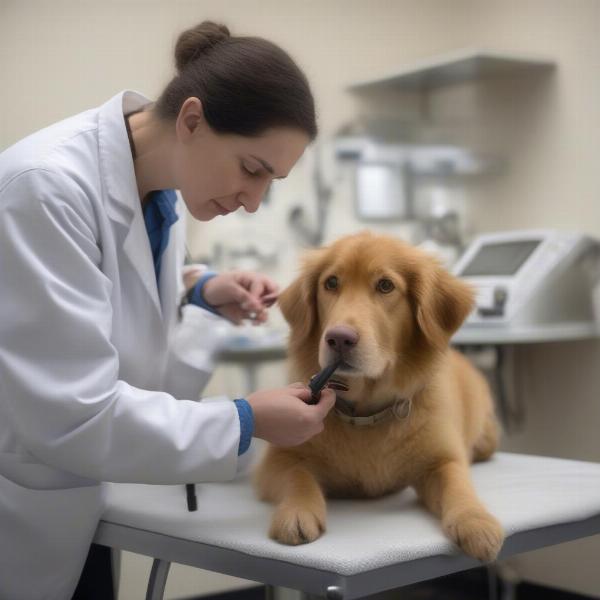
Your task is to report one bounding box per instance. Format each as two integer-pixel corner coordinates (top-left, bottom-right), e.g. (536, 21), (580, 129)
(334, 359), (357, 373)
(327, 377), (350, 392)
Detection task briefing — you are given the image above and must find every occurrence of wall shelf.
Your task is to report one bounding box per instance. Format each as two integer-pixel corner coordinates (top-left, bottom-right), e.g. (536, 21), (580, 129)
(347, 49), (555, 92)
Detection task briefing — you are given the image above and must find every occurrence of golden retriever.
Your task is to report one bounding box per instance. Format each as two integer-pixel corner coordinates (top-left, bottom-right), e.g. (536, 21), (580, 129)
(253, 231), (503, 562)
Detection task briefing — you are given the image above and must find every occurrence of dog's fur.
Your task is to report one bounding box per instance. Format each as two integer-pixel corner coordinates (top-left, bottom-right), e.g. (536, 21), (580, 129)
(253, 231), (504, 562)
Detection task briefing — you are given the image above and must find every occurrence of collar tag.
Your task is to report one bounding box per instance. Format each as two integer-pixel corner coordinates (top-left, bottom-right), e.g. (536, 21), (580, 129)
(392, 398), (412, 420)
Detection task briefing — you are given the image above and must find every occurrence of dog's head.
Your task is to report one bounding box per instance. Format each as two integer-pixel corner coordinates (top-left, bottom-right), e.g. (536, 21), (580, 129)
(279, 231), (474, 395)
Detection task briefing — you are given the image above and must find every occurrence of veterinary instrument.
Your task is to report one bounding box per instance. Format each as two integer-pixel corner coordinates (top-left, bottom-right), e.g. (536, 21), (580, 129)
(308, 358), (343, 404)
(452, 231), (600, 434)
(452, 230), (600, 330)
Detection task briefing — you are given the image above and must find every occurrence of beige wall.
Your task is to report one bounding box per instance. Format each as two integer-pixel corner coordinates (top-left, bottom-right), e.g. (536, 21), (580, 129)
(2, 0), (600, 598)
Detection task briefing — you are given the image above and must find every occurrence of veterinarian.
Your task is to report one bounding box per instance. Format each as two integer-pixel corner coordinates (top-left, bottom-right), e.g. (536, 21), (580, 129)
(0, 21), (336, 600)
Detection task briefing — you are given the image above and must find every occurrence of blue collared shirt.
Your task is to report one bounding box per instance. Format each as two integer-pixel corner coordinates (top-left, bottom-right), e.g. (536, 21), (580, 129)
(143, 189), (179, 283)
(143, 190), (253, 455)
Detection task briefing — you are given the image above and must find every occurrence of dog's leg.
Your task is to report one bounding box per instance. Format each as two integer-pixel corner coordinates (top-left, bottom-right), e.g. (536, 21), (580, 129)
(472, 414), (501, 462)
(414, 459), (504, 562)
(254, 449), (326, 545)
(268, 464), (327, 545)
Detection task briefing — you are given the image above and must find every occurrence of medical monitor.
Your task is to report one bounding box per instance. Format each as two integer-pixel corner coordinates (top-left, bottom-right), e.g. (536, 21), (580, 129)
(460, 240), (541, 277)
(453, 230), (598, 328)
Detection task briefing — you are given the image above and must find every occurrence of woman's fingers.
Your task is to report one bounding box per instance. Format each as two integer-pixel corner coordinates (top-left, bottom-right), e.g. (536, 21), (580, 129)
(260, 291), (279, 307)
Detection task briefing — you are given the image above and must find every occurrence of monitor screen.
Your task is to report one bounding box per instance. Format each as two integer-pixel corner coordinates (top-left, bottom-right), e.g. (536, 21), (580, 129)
(461, 240), (541, 277)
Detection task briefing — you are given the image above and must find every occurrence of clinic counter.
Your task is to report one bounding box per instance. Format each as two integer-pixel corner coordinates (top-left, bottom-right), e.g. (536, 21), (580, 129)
(218, 321), (600, 358)
(451, 321), (600, 346)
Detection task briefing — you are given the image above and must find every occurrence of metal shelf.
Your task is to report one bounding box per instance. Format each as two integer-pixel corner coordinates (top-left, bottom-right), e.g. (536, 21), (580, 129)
(347, 49), (555, 92)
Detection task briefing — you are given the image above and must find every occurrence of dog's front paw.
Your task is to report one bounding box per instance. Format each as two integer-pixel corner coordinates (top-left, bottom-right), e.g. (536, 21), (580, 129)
(269, 502), (326, 545)
(444, 508), (504, 562)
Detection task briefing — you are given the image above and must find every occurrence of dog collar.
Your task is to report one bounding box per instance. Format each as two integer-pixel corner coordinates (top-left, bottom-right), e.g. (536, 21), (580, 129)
(334, 395), (412, 427)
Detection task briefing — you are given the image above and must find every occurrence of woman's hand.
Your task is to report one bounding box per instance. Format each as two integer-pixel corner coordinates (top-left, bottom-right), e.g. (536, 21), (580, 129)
(201, 271), (279, 325)
(247, 383), (336, 447)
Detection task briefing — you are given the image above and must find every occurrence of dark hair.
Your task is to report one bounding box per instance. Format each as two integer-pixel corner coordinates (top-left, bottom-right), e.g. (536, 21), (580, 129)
(155, 21), (317, 139)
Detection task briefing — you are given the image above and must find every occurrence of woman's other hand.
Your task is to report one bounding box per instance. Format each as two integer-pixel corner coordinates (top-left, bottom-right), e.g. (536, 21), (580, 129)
(202, 271), (279, 325)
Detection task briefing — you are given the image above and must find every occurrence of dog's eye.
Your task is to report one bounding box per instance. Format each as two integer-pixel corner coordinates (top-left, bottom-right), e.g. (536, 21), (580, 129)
(376, 278), (395, 293)
(324, 276), (338, 291)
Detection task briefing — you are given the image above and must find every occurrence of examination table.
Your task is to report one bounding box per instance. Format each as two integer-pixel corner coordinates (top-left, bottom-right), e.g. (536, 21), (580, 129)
(94, 452), (600, 599)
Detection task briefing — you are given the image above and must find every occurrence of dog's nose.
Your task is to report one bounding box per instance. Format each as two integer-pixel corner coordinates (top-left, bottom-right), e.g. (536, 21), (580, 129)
(325, 326), (359, 353)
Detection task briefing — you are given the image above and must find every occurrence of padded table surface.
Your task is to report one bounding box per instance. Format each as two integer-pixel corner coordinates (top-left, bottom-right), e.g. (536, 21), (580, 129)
(95, 452), (600, 599)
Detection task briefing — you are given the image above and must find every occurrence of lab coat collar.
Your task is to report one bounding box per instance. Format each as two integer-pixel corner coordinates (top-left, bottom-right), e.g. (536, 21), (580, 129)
(97, 90), (163, 319)
(98, 90), (149, 226)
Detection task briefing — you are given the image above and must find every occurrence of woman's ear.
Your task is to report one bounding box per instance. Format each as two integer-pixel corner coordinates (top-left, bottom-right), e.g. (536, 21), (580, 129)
(278, 249), (326, 350)
(176, 97), (207, 140)
(408, 258), (474, 351)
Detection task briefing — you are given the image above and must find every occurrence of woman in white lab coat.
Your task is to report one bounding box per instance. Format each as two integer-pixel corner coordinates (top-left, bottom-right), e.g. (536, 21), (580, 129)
(0, 22), (335, 600)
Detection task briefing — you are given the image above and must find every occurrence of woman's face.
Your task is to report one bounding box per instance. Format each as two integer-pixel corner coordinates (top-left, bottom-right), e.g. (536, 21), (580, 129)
(172, 98), (310, 221)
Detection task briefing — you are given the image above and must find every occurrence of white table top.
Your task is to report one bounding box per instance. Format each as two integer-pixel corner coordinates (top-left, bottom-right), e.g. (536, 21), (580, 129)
(95, 452), (600, 598)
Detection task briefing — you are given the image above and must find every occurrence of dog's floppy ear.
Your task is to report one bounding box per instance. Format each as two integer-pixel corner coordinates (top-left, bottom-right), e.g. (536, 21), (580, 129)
(278, 249), (326, 349)
(408, 258), (474, 350)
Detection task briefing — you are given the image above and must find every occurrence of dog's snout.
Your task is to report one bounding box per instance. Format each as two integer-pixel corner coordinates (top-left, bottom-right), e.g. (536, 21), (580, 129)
(325, 326), (359, 353)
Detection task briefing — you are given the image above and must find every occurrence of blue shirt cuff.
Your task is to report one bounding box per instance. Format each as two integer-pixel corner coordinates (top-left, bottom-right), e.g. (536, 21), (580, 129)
(189, 271), (220, 316)
(234, 399), (254, 455)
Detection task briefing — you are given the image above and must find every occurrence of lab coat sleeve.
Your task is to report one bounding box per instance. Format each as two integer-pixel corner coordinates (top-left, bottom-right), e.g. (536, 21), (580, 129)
(0, 169), (241, 484)
(164, 305), (227, 401)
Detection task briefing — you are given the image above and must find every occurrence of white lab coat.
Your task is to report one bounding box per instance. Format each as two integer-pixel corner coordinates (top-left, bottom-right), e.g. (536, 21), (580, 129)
(0, 91), (244, 599)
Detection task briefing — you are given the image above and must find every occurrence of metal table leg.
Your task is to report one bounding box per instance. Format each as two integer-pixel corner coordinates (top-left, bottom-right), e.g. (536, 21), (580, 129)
(243, 362), (258, 397)
(145, 559), (171, 600)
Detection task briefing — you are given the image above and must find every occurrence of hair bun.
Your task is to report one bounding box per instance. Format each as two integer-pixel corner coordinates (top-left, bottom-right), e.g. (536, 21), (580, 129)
(174, 21), (231, 73)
